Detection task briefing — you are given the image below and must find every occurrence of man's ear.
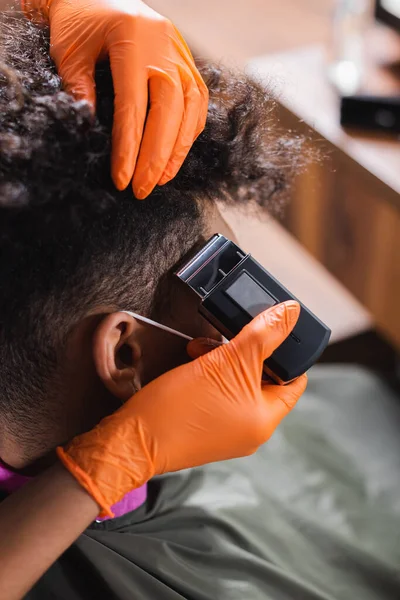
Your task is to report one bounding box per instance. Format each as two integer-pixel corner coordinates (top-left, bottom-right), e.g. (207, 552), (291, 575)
(92, 312), (144, 402)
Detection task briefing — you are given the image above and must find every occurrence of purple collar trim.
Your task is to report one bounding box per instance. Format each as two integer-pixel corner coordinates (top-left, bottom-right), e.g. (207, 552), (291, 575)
(0, 462), (147, 521)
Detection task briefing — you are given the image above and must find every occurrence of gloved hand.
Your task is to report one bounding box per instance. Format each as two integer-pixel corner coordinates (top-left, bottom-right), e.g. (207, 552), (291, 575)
(22, 0), (208, 198)
(57, 301), (307, 517)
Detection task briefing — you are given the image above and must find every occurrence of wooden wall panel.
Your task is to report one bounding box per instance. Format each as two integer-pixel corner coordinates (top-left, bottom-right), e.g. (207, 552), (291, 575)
(284, 132), (400, 349)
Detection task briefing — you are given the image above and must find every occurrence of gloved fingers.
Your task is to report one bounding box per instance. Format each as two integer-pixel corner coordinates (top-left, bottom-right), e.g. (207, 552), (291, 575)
(132, 68), (184, 199)
(193, 75), (209, 139)
(55, 52), (97, 109)
(261, 373), (307, 423)
(180, 60), (209, 140)
(170, 25), (209, 138)
(233, 301), (301, 379)
(170, 23), (196, 66)
(109, 48), (148, 191)
(158, 65), (206, 186)
(186, 337), (224, 360)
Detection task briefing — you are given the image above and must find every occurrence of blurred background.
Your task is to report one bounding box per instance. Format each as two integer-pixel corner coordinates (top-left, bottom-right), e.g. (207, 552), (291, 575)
(148, 0), (400, 380)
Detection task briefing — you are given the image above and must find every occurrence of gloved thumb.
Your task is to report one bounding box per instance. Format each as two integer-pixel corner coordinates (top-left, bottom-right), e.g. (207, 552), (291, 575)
(233, 301), (301, 363)
(187, 337), (224, 359)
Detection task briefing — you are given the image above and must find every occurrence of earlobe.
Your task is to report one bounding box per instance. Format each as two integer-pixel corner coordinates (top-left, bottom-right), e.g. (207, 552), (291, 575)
(93, 312), (143, 402)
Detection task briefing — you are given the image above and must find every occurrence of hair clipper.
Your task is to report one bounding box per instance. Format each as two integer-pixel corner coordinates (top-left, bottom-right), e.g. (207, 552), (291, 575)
(175, 234), (331, 384)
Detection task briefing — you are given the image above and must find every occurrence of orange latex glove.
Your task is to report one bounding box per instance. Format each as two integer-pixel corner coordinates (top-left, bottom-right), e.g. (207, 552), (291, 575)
(57, 301), (307, 518)
(22, 0), (208, 198)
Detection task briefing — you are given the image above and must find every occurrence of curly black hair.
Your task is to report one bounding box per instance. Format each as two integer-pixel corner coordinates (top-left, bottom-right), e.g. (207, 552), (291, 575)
(0, 12), (309, 443)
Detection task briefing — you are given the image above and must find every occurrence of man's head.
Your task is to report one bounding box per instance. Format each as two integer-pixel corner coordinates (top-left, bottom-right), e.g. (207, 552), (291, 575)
(0, 14), (308, 469)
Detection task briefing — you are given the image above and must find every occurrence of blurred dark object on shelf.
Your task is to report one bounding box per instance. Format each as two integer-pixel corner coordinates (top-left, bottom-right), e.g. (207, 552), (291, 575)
(333, 1), (400, 135)
(340, 94), (400, 133)
(376, 0), (400, 33)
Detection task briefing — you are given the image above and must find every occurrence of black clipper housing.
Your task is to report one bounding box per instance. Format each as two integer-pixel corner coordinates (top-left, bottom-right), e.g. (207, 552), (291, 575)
(175, 234), (331, 384)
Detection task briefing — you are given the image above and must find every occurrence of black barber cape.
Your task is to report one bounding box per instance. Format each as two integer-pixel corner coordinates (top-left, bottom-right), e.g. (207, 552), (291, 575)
(3, 366), (400, 600)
